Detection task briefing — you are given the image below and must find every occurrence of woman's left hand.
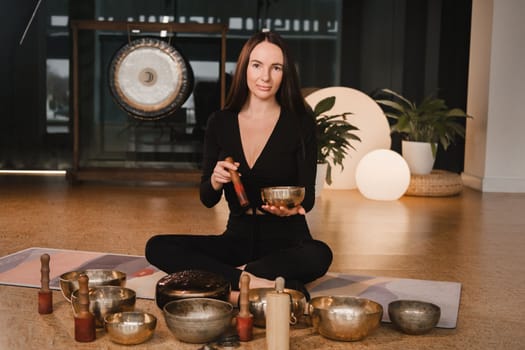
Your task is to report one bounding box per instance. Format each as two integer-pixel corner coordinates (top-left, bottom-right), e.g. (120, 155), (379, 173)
(261, 204), (306, 216)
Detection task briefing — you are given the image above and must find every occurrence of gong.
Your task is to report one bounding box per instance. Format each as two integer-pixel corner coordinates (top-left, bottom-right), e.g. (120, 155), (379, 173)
(109, 37), (194, 120)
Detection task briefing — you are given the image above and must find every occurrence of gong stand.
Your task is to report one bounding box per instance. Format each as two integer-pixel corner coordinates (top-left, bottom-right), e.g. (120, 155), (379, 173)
(68, 20), (227, 184)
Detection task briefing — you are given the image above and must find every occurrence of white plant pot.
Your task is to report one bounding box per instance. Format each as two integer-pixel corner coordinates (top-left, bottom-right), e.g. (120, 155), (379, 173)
(315, 163), (328, 196)
(401, 140), (436, 175)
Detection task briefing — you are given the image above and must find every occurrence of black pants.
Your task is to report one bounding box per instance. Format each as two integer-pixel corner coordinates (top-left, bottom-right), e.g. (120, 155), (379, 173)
(145, 213), (333, 290)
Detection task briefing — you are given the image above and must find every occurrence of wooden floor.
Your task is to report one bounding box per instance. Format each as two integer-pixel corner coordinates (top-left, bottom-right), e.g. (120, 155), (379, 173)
(1, 175), (524, 349)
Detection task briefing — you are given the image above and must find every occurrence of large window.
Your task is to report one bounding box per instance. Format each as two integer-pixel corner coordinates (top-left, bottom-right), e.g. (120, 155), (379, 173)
(70, 0), (342, 171)
(6, 0), (342, 172)
(1, 0), (471, 174)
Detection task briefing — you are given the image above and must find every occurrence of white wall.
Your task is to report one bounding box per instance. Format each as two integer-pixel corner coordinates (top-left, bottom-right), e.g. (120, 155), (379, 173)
(463, 0), (525, 192)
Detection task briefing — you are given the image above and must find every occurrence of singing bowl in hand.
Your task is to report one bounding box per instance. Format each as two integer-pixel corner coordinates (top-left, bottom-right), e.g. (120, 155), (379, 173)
(261, 186), (305, 209)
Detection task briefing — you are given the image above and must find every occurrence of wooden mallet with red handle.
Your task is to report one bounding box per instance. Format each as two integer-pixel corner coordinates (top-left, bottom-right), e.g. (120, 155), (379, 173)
(38, 253), (53, 314)
(74, 274), (96, 342)
(225, 156), (250, 207)
(236, 273), (254, 341)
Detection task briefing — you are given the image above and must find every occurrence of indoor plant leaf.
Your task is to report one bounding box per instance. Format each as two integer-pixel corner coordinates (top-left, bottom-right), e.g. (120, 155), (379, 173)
(312, 96), (361, 185)
(374, 88), (472, 152)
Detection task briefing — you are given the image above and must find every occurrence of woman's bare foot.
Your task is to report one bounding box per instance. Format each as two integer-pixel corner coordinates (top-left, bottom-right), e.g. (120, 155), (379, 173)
(241, 271), (275, 289)
(229, 271), (275, 306)
(229, 290), (240, 306)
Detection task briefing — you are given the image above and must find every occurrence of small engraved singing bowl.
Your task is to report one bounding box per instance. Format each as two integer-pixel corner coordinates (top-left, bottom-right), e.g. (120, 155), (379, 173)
(71, 286), (136, 328)
(388, 300), (441, 335)
(59, 269), (126, 302)
(104, 311), (157, 345)
(261, 186), (305, 209)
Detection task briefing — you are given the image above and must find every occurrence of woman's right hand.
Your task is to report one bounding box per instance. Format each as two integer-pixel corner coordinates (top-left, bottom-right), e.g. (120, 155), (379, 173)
(210, 159), (240, 191)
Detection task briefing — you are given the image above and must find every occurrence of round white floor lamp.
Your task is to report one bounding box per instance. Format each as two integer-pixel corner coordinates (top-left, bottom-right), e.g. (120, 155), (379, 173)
(355, 149), (410, 201)
(304, 87), (391, 190)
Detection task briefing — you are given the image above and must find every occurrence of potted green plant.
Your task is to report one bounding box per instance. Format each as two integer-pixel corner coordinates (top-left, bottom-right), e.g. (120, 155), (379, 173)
(374, 88), (471, 174)
(312, 96), (361, 186)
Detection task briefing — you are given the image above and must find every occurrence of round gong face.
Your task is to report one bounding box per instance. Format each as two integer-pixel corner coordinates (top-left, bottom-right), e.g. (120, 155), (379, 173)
(109, 38), (194, 120)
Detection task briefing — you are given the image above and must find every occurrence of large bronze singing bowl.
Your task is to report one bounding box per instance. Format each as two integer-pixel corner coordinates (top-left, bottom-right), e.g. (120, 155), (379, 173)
(59, 269), (126, 302)
(155, 270), (231, 309)
(309, 296), (383, 341)
(163, 298), (234, 344)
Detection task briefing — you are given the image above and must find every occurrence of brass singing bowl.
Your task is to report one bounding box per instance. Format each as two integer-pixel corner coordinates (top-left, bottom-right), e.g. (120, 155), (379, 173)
(309, 296), (383, 342)
(71, 286), (136, 328)
(388, 300), (441, 335)
(163, 298), (234, 344)
(105, 312), (157, 345)
(59, 269), (126, 302)
(155, 270), (231, 309)
(261, 186), (305, 208)
(248, 287), (307, 327)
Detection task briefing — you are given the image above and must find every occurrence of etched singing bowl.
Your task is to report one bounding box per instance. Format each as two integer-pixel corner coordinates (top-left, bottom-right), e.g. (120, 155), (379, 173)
(59, 269), (126, 302)
(155, 270), (231, 309)
(248, 287), (307, 327)
(105, 311), (157, 345)
(71, 286), (136, 328)
(261, 186), (305, 209)
(163, 298), (234, 344)
(388, 300), (441, 335)
(309, 296), (383, 341)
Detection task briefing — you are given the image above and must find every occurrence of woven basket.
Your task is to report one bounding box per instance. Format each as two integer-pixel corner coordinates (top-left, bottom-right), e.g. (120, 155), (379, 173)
(405, 170), (463, 197)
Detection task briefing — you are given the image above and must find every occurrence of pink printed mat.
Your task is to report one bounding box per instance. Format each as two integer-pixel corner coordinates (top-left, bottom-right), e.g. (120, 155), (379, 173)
(0, 247), (461, 328)
(0, 247), (165, 300)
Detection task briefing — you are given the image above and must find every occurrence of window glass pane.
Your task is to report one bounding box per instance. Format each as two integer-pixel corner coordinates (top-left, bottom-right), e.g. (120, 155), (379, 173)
(46, 0), (70, 135)
(46, 59), (69, 134)
(76, 0), (341, 171)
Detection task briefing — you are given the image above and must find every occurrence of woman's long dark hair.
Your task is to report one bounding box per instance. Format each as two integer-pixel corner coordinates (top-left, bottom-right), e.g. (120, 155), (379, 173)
(224, 31), (310, 121)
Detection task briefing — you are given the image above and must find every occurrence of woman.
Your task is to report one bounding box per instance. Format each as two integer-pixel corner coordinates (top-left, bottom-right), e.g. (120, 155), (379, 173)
(145, 31), (332, 302)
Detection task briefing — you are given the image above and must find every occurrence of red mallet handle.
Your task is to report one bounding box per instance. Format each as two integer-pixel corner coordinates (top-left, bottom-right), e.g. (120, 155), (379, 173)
(74, 274), (95, 342)
(38, 253), (53, 314)
(236, 273), (253, 341)
(225, 156), (250, 207)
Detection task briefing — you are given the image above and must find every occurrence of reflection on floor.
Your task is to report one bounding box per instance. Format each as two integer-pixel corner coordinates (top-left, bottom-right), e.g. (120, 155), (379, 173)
(1, 175), (524, 349)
